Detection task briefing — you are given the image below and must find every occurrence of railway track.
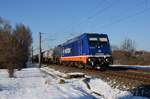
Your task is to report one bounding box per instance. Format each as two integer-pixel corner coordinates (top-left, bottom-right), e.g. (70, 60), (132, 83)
(45, 64), (150, 83)
(97, 70), (150, 98)
(99, 70), (150, 84)
(43, 64), (150, 97)
(43, 64), (150, 81)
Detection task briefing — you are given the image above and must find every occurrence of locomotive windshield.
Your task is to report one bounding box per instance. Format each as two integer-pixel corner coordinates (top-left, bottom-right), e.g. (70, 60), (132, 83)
(89, 37), (98, 46)
(99, 37), (108, 42)
(99, 37), (108, 44)
(89, 37), (108, 46)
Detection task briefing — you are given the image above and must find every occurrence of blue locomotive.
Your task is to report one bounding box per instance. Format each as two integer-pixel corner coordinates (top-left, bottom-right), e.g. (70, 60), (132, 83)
(57, 33), (113, 69)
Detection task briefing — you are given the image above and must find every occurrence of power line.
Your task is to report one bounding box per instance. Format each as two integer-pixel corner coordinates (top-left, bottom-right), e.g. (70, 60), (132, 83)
(61, 0), (106, 33)
(41, 0), (119, 46)
(41, 38), (55, 43)
(97, 7), (150, 29)
(64, 0), (119, 35)
(62, 0), (150, 44)
(32, 29), (58, 52)
(79, 0), (120, 21)
(34, 0), (150, 51)
(87, 0), (147, 31)
(86, 0), (148, 30)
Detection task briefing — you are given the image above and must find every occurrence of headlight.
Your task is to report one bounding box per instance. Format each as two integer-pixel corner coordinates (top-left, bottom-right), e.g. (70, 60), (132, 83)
(105, 58), (109, 62)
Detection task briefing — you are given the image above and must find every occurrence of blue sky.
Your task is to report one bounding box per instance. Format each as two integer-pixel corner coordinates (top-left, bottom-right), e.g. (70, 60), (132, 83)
(0, 0), (150, 51)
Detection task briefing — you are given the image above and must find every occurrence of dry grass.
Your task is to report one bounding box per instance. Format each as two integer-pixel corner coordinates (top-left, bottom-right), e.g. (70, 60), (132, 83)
(112, 50), (150, 65)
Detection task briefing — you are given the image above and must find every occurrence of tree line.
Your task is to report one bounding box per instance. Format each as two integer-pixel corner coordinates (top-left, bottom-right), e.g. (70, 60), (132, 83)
(0, 17), (32, 77)
(112, 38), (150, 65)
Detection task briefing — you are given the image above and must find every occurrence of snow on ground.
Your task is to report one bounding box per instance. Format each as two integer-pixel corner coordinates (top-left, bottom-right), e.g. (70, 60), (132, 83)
(42, 67), (149, 99)
(89, 78), (148, 99)
(0, 66), (148, 99)
(0, 68), (94, 99)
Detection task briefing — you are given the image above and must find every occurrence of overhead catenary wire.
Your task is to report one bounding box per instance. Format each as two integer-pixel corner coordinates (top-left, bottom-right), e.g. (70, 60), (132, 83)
(34, 0), (150, 53)
(57, 0), (150, 50)
(80, 0), (148, 32)
(96, 6), (150, 29)
(61, 0), (107, 34)
(38, 32), (57, 50)
(39, 0), (120, 48)
(68, 0), (149, 34)
(64, 0), (120, 35)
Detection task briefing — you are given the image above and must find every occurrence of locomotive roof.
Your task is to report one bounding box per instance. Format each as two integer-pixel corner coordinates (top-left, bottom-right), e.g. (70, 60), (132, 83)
(61, 33), (107, 46)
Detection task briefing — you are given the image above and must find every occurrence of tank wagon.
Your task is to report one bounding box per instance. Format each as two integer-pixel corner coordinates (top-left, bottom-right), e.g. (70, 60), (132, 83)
(40, 46), (62, 64)
(57, 33), (113, 69)
(42, 49), (54, 64)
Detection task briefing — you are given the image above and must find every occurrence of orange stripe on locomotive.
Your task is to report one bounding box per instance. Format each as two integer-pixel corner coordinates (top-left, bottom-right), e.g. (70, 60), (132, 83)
(60, 56), (88, 64)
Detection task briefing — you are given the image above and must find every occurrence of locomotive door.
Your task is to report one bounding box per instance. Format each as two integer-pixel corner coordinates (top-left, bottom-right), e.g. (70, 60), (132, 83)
(79, 40), (83, 55)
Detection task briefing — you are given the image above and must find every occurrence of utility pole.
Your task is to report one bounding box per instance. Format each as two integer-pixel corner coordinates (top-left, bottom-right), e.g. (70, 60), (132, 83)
(31, 46), (33, 63)
(39, 32), (42, 68)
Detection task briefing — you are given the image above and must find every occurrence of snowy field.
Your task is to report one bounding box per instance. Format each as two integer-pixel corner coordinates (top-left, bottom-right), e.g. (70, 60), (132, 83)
(0, 67), (148, 99)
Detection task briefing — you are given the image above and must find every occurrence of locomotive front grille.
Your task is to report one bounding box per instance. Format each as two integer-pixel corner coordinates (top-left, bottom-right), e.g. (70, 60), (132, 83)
(87, 55), (113, 67)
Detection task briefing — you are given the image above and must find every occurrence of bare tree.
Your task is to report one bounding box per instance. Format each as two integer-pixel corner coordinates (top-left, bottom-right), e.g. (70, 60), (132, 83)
(120, 38), (136, 53)
(0, 17), (11, 31)
(0, 30), (16, 77)
(0, 17), (12, 70)
(13, 24), (32, 69)
(0, 17), (32, 77)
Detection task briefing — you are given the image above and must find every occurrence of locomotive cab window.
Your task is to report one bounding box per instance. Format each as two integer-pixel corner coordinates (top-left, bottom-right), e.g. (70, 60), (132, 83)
(89, 37), (98, 46)
(99, 37), (108, 44)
